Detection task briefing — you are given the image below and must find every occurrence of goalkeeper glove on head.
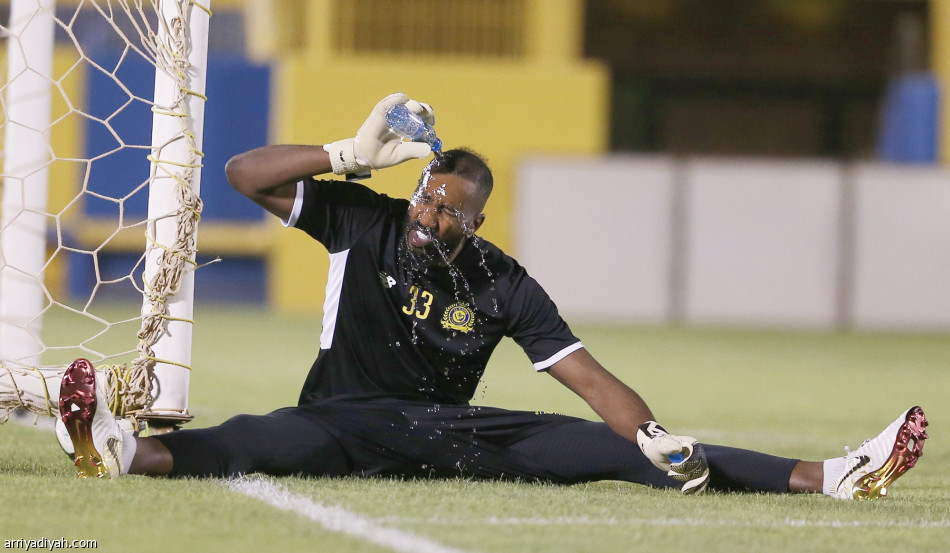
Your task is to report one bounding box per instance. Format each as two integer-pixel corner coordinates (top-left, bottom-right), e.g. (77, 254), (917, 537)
(324, 92), (435, 178)
(636, 420), (710, 495)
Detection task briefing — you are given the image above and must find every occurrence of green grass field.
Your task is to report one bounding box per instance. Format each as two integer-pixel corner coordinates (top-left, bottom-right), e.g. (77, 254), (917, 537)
(2, 305), (948, 553)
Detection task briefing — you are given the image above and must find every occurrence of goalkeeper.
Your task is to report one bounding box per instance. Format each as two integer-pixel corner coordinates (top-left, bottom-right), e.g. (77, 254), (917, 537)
(58, 94), (927, 499)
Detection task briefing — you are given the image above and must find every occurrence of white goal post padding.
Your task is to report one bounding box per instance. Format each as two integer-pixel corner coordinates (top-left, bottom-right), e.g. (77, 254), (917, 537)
(0, 0), (211, 424)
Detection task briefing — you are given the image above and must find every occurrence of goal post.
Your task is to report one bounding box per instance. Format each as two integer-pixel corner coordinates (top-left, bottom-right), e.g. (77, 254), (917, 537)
(0, 0), (58, 421)
(0, 0), (55, 377)
(0, 0), (212, 430)
(137, 0), (211, 426)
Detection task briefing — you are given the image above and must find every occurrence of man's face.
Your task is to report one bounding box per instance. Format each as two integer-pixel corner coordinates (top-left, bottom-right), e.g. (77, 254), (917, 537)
(404, 170), (485, 266)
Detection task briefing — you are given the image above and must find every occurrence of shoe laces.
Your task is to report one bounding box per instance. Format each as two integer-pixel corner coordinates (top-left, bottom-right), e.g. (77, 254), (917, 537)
(843, 439), (871, 457)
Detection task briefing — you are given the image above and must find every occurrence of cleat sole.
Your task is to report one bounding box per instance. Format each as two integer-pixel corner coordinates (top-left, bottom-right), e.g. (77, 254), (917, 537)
(853, 406), (928, 499)
(59, 359), (111, 479)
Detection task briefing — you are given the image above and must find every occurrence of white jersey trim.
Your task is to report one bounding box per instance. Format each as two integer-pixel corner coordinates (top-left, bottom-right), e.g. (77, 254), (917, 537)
(533, 341), (584, 371)
(281, 180), (305, 228)
(320, 250), (349, 349)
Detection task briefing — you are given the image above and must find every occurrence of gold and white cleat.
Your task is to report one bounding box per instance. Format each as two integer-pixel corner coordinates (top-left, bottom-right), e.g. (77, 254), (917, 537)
(58, 359), (123, 478)
(829, 406), (928, 499)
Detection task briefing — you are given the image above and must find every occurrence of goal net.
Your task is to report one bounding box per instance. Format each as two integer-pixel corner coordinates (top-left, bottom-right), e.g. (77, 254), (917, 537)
(0, 0), (210, 428)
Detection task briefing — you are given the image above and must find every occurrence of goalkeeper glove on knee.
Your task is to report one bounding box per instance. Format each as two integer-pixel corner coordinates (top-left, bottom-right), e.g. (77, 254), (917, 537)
(324, 92), (436, 178)
(637, 420), (710, 495)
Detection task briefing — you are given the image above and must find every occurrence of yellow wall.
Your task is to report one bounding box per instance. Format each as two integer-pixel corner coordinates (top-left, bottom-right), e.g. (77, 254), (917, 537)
(45, 50), (87, 299)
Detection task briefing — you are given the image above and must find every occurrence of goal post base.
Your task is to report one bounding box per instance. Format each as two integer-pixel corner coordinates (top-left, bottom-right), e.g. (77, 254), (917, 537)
(136, 411), (195, 434)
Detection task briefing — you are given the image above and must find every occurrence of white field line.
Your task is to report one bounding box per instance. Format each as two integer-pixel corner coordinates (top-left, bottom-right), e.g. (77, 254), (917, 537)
(224, 475), (477, 553)
(374, 515), (950, 530)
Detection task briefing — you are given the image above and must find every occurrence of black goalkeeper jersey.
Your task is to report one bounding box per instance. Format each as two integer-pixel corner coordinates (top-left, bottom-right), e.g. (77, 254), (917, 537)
(286, 178), (582, 405)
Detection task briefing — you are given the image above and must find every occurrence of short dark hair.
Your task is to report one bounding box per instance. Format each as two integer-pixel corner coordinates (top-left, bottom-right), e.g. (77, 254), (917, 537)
(429, 148), (493, 202)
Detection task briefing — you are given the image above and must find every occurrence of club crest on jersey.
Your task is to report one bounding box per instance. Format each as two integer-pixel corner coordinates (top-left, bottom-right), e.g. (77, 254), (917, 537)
(441, 302), (475, 333)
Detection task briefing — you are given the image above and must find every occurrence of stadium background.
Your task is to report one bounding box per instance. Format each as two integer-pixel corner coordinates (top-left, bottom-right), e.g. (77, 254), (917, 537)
(3, 4), (949, 552)
(31, 0), (950, 328)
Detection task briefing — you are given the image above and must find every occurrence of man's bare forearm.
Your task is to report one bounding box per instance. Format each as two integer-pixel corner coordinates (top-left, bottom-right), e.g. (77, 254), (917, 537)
(225, 144), (332, 198)
(571, 368), (655, 443)
(225, 144), (333, 221)
(548, 349), (655, 443)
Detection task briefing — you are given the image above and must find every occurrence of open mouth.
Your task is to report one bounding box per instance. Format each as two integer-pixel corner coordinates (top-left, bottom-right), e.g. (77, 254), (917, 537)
(407, 226), (433, 249)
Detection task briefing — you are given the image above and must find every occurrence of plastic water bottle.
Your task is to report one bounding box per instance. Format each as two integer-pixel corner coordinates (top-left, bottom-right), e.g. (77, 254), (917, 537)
(385, 103), (442, 153)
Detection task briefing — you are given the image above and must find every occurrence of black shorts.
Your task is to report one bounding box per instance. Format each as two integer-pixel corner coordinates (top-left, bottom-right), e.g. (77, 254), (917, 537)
(155, 398), (798, 491)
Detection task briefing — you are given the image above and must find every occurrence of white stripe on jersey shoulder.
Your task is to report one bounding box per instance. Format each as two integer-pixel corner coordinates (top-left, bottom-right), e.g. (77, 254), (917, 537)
(281, 180), (305, 228)
(320, 249), (349, 349)
(533, 341), (584, 371)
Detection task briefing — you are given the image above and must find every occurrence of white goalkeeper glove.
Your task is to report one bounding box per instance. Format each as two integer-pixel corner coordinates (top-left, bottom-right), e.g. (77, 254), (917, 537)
(636, 420), (710, 495)
(324, 92), (436, 178)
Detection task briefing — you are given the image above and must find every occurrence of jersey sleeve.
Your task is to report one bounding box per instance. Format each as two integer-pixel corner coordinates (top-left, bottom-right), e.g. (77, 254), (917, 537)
(285, 178), (396, 253)
(505, 272), (583, 372)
